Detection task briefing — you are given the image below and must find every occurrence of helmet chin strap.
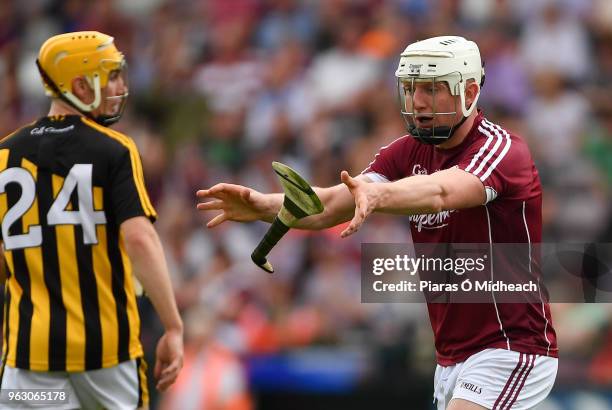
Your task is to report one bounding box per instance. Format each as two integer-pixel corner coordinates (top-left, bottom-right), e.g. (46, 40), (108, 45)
(408, 115), (469, 145)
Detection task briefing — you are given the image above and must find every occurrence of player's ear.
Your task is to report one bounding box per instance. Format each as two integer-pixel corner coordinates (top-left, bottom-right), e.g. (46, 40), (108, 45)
(464, 80), (479, 108)
(71, 76), (94, 103)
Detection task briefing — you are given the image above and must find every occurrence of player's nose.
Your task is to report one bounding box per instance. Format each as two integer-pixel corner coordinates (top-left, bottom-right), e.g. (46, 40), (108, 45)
(115, 76), (128, 95)
(412, 88), (430, 111)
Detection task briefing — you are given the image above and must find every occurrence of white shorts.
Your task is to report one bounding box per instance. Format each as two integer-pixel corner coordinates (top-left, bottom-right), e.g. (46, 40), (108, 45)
(0, 359), (148, 410)
(433, 348), (558, 410)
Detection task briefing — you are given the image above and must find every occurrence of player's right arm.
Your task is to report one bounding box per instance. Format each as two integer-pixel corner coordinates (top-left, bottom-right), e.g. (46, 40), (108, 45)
(196, 135), (407, 230)
(121, 216), (183, 392)
(108, 136), (183, 392)
(196, 175), (372, 230)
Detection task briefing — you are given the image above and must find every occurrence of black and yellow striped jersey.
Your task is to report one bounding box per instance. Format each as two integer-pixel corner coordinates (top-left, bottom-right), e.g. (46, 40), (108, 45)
(0, 115), (157, 372)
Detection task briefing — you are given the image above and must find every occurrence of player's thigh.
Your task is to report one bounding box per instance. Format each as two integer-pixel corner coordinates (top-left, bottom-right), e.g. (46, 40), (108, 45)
(434, 362), (462, 410)
(447, 398), (488, 410)
(69, 358), (149, 410)
(0, 365), (80, 409)
(452, 349), (557, 410)
(434, 364), (487, 410)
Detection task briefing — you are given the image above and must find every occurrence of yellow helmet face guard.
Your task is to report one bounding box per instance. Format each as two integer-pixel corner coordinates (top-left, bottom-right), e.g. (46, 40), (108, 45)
(37, 31), (129, 125)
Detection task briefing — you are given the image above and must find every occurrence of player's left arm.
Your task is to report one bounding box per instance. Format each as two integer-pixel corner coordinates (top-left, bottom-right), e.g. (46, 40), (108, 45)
(340, 167), (484, 237)
(380, 167), (485, 213)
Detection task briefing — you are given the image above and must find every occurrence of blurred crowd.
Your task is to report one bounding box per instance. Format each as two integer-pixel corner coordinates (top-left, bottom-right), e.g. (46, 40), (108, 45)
(2, 0), (612, 408)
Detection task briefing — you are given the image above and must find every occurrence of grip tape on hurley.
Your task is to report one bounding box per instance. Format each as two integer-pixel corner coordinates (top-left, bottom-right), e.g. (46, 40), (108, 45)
(251, 216), (290, 273)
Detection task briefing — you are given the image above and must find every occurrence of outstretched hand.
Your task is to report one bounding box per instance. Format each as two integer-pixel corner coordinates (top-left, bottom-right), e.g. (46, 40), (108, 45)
(340, 171), (380, 238)
(196, 183), (267, 228)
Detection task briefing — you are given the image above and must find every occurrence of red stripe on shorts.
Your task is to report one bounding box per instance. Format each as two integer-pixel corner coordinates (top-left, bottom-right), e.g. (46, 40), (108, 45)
(493, 353), (524, 410)
(498, 354), (533, 410)
(504, 355), (536, 409)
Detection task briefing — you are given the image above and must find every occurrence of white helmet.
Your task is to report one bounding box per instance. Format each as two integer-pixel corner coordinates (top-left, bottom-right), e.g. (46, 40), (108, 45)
(395, 36), (485, 144)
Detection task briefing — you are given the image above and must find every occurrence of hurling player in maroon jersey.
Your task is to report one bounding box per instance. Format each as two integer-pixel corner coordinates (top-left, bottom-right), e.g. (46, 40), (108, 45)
(197, 36), (557, 410)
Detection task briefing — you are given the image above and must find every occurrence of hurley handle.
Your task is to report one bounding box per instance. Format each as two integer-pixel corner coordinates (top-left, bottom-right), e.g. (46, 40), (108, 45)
(251, 216), (291, 273)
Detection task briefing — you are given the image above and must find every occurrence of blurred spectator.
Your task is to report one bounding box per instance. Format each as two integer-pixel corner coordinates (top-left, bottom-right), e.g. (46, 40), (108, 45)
(305, 10), (383, 154)
(255, 0), (317, 51)
(525, 70), (607, 240)
(244, 41), (314, 151)
(584, 107), (612, 185)
(519, 0), (591, 81)
(478, 26), (530, 116)
(525, 70), (589, 166)
(192, 20), (263, 114)
(300, 237), (365, 341)
(159, 305), (253, 410)
(458, 0), (498, 27)
(584, 33), (612, 115)
(590, 0), (612, 34)
(306, 13), (380, 113)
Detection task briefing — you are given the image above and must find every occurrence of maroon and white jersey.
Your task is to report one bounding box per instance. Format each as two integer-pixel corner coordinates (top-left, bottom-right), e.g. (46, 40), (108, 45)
(362, 111), (558, 366)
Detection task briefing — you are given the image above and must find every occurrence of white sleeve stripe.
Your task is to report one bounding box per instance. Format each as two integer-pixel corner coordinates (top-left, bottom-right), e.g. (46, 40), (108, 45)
(464, 131), (494, 172)
(361, 171), (389, 182)
(479, 120), (512, 181)
(484, 186), (498, 203)
(472, 125), (503, 176)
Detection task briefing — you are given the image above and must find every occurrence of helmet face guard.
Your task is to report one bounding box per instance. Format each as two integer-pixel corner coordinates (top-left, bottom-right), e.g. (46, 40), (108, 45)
(93, 60), (129, 126)
(397, 75), (465, 145)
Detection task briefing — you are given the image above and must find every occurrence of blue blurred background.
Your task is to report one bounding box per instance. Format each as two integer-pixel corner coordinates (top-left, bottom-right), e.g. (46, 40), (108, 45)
(2, 0), (612, 408)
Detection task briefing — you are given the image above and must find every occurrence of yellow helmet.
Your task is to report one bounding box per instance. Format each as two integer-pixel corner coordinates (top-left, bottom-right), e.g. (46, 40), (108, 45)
(37, 31), (128, 124)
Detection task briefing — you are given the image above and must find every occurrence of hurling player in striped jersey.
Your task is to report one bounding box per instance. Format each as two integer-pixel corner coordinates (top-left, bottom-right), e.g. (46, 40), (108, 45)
(197, 36), (557, 410)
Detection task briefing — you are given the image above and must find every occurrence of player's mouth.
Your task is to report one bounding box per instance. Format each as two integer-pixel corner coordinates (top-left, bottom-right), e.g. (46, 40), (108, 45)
(415, 116), (434, 128)
(107, 101), (121, 114)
